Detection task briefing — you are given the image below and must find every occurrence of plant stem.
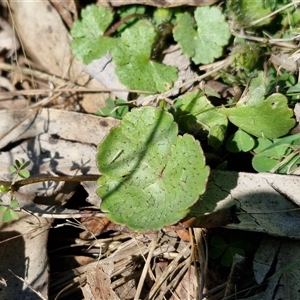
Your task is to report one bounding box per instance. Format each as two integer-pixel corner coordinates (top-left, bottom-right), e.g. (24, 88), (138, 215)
(103, 13), (143, 36)
(0, 175), (99, 192)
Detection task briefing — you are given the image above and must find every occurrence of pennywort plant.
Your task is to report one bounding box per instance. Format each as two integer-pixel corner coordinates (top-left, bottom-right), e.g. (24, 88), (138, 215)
(2, 1), (300, 230)
(69, 1), (300, 229)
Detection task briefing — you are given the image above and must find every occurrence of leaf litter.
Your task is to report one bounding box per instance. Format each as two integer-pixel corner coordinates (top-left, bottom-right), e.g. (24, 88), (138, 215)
(1, 0), (300, 299)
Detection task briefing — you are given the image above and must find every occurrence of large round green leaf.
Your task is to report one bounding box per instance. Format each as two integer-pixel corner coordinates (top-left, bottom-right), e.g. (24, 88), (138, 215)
(97, 107), (210, 231)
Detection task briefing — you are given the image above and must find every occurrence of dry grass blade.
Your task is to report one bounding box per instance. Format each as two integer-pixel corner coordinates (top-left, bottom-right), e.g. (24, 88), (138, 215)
(147, 243), (191, 300)
(8, 270), (47, 300)
(193, 228), (208, 300)
(134, 234), (158, 300)
(156, 258), (190, 300)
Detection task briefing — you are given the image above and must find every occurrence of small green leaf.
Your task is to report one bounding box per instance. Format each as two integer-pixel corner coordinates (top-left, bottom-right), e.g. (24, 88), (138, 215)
(20, 160), (30, 170)
(10, 198), (19, 209)
(211, 235), (228, 248)
(174, 90), (228, 148)
(113, 20), (178, 92)
(209, 247), (225, 259)
(14, 159), (21, 168)
(253, 138), (288, 157)
(287, 83), (300, 95)
(220, 94), (295, 139)
(2, 209), (19, 222)
(221, 247), (244, 267)
(252, 155), (280, 172)
(226, 129), (255, 153)
(0, 185), (9, 193)
(9, 165), (17, 174)
(174, 7), (231, 64)
(242, 71), (266, 105)
(153, 8), (172, 25)
(252, 137), (294, 173)
(0, 206), (7, 213)
(97, 107), (209, 231)
(263, 133), (300, 152)
(70, 5), (115, 63)
(18, 169), (30, 179)
(96, 98), (129, 119)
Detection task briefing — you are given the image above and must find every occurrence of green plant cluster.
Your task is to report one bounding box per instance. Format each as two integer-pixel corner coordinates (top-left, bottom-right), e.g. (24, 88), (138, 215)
(4, 1), (300, 234)
(71, 4), (231, 92)
(0, 160), (30, 222)
(78, 1), (300, 230)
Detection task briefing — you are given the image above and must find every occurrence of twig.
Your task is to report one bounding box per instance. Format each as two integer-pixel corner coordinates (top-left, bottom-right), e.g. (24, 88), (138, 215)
(231, 31), (297, 49)
(9, 269), (48, 300)
(0, 174), (99, 192)
(134, 235), (158, 300)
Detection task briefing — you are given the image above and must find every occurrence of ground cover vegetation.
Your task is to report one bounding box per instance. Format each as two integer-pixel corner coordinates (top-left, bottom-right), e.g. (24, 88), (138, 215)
(0, 0), (300, 299)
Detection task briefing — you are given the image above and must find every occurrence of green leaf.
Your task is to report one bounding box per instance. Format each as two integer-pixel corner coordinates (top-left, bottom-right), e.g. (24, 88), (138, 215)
(173, 7), (231, 64)
(252, 154), (281, 172)
(251, 137), (297, 173)
(220, 93), (295, 139)
(221, 247), (244, 267)
(2, 209), (19, 222)
(96, 98), (129, 119)
(253, 138), (288, 157)
(71, 5), (115, 64)
(20, 160), (30, 170)
(9, 165), (17, 174)
(10, 198), (19, 209)
(226, 129), (255, 153)
(14, 159), (21, 168)
(97, 107), (210, 231)
(18, 169), (30, 179)
(209, 247), (225, 259)
(242, 71), (266, 105)
(175, 90), (228, 148)
(0, 206), (7, 213)
(113, 19), (178, 92)
(287, 82), (300, 95)
(0, 185), (9, 193)
(153, 8), (172, 25)
(211, 235), (228, 248)
(262, 133), (300, 152)
(228, 0), (273, 27)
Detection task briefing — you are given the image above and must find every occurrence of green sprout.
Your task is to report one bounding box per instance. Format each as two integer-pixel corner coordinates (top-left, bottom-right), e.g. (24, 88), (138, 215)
(0, 159), (31, 222)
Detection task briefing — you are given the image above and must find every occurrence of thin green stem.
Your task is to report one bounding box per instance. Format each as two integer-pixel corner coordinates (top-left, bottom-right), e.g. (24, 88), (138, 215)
(0, 175), (99, 192)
